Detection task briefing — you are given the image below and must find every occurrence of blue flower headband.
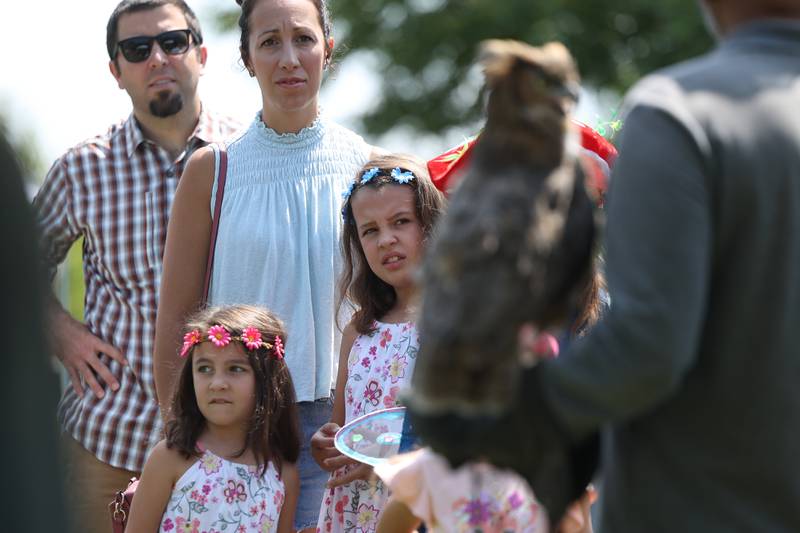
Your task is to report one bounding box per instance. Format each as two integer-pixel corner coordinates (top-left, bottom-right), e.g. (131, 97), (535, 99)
(341, 167), (417, 222)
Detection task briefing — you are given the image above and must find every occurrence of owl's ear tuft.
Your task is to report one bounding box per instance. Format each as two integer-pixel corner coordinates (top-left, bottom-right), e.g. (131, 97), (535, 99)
(479, 40), (520, 88)
(480, 40), (580, 91)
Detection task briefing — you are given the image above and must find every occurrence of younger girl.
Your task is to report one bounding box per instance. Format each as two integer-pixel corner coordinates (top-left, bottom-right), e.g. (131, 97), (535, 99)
(311, 154), (446, 532)
(127, 305), (301, 533)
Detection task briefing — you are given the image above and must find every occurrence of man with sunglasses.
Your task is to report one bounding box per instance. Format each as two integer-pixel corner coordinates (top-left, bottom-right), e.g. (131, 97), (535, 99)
(32, 2), (239, 531)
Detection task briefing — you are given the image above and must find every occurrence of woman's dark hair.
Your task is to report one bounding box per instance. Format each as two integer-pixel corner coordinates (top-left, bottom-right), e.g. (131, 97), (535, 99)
(237, 0), (332, 71)
(338, 154), (447, 335)
(106, 0), (203, 61)
(165, 305), (300, 475)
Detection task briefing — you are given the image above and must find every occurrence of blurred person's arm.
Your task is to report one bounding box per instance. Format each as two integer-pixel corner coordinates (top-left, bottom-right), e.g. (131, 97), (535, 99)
(376, 498), (422, 533)
(557, 487), (597, 533)
(2, 130), (67, 532)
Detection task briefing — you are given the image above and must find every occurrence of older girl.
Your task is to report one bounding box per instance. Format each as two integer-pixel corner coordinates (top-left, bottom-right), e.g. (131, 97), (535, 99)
(311, 154), (446, 532)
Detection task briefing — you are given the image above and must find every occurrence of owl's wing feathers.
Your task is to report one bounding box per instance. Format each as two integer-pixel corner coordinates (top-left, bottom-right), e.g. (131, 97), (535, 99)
(414, 155), (592, 416)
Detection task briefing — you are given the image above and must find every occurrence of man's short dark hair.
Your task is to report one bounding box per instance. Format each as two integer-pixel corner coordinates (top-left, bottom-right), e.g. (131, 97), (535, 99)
(106, 0), (203, 60)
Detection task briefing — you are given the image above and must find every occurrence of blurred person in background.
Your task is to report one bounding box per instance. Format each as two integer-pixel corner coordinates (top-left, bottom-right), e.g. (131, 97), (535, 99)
(0, 125), (66, 531)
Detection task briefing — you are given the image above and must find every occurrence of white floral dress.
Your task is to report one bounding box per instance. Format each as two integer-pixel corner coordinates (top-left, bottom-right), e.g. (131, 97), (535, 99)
(317, 321), (419, 533)
(160, 448), (285, 533)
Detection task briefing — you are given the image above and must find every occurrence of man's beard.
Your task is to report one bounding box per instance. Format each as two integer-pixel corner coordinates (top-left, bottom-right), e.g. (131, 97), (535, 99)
(149, 90), (183, 118)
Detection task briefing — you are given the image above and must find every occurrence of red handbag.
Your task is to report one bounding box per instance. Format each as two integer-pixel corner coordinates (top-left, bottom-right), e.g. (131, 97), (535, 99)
(109, 478), (139, 533)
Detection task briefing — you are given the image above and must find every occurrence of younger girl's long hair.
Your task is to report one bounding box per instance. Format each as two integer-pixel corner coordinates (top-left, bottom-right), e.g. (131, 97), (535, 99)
(338, 154), (447, 335)
(165, 305), (300, 475)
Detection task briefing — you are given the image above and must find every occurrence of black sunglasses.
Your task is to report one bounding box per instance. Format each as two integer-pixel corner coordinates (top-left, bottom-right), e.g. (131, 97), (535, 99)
(115, 29), (199, 63)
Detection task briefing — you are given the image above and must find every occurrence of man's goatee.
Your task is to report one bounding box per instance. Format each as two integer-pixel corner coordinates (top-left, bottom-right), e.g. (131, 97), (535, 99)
(150, 91), (183, 118)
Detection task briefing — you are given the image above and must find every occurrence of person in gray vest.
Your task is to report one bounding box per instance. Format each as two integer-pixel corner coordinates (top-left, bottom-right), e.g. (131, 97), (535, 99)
(0, 127), (66, 532)
(415, 0), (800, 530)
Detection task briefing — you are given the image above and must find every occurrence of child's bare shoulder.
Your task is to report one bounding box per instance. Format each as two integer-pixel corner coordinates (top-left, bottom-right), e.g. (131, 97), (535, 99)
(146, 440), (200, 479)
(342, 322), (359, 347)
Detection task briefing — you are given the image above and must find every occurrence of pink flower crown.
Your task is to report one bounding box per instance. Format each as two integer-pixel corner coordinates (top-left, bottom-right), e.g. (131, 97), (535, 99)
(180, 325), (285, 360)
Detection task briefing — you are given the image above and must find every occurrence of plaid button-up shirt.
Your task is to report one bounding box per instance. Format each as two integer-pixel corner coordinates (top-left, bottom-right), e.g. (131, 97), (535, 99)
(34, 107), (241, 472)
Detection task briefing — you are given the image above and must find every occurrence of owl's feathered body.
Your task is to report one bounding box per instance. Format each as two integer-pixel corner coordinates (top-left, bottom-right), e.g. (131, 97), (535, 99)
(407, 40), (596, 416)
(404, 40), (601, 524)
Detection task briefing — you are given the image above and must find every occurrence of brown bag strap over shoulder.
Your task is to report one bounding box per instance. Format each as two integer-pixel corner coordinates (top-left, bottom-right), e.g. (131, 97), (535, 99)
(202, 144), (228, 305)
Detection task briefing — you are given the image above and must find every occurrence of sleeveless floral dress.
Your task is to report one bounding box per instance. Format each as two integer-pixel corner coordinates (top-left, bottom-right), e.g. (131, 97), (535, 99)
(317, 321), (419, 533)
(160, 448), (285, 532)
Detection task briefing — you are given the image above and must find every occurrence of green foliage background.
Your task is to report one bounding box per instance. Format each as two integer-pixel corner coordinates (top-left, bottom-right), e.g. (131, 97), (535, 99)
(215, 0), (712, 136)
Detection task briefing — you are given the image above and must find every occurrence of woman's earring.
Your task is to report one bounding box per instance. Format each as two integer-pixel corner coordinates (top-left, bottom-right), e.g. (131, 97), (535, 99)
(247, 68), (255, 77)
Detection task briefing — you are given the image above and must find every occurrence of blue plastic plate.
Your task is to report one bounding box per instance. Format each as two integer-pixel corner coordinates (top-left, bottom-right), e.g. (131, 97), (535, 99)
(334, 407), (406, 466)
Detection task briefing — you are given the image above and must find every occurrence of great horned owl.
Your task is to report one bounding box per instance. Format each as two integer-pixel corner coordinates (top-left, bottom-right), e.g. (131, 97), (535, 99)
(407, 39), (596, 418)
(405, 40), (601, 523)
